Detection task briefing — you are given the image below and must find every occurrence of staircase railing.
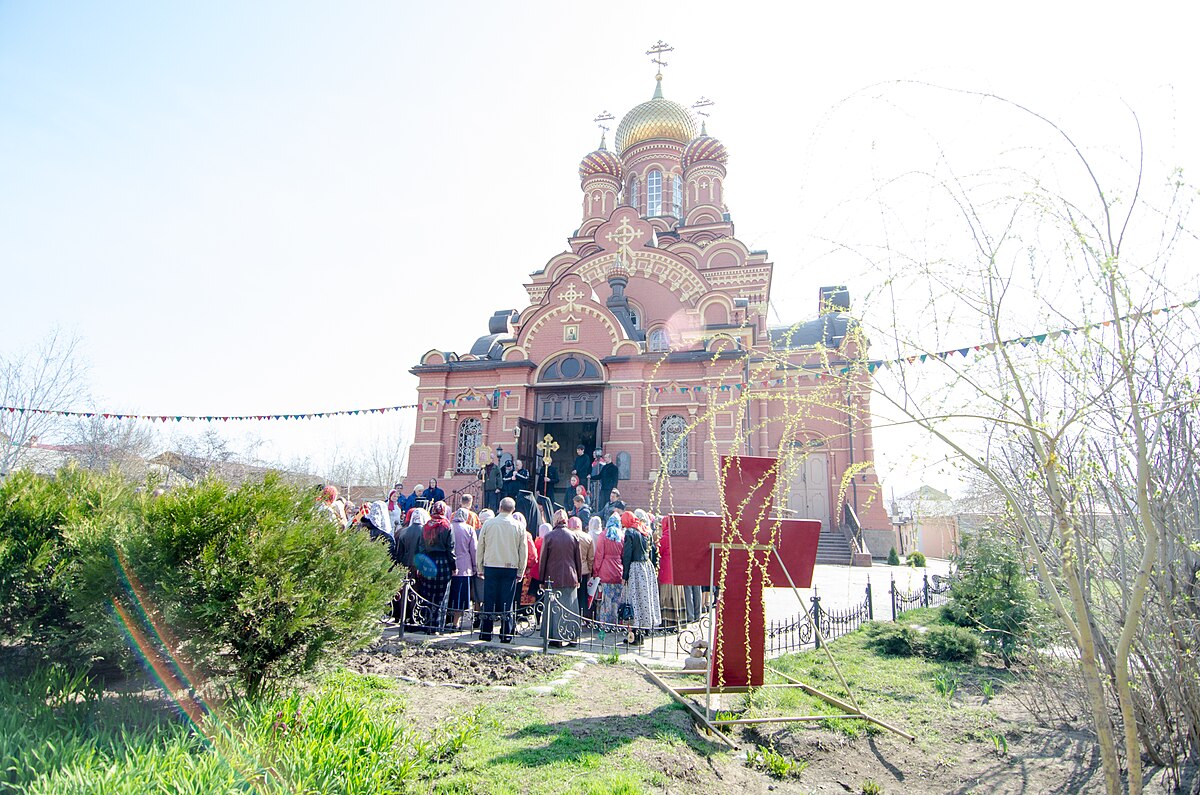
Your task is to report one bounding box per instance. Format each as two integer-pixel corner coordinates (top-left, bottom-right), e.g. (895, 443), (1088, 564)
(843, 503), (866, 555)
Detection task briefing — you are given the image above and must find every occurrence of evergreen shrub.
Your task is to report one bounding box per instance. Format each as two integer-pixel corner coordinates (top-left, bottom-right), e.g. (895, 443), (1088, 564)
(87, 474), (402, 697)
(868, 623), (920, 657)
(925, 625), (980, 662)
(907, 551), (927, 568)
(886, 547), (900, 566)
(945, 535), (1039, 665)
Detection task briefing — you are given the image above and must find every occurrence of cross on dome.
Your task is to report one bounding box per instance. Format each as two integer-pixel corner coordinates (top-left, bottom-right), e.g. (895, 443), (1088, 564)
(646, 39), (673, 79)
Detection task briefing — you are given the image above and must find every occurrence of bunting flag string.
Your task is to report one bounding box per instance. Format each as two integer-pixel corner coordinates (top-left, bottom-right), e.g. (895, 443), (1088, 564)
(3, 299), (1194, 422)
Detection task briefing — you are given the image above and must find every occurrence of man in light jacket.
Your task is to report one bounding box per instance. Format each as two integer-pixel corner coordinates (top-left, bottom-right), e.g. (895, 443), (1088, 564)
(476, 497), (529, 643)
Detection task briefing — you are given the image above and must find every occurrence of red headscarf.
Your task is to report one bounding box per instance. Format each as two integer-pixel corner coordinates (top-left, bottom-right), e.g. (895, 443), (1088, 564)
(423, 500), (451, 544)
(387, 489), (399, 511)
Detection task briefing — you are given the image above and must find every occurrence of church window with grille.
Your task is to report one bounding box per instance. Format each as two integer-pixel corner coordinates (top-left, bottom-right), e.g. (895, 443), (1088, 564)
(647, 327), (670, 352)
(627, 177), (639, 212)
(672, 174), (683, 217)
(659, 414), (689, 476)
(455, 417), (483, 474)
(647, 170), (663, 216)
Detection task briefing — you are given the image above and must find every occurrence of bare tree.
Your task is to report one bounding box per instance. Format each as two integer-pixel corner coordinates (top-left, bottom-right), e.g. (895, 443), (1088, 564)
(66, 415), (159, 477)
(0, 330), (88, 476)
(846, 87), (1199, 793)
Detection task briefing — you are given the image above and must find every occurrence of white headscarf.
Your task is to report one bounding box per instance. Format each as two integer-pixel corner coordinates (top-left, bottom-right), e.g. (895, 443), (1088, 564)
(367, 500), (393, 536)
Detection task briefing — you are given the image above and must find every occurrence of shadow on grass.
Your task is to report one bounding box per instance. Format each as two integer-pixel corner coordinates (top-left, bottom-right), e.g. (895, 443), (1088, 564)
(489, 703), (728, 769)
(949, 725), (1101, 795)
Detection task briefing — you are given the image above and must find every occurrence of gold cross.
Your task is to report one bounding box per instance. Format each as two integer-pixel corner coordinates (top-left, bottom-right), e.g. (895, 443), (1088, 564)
(537, 433), (559, 467)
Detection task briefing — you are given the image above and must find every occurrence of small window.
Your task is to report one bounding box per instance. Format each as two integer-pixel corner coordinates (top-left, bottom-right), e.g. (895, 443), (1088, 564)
(539, 353), (602, 382)
(648, 328), (670, 352)
(659, 414), (689, 476)
(647, 170), (663, 216)
(672, 174), (683, 217)
(456, 417), (483, 474)
(627, 177), (639, 211)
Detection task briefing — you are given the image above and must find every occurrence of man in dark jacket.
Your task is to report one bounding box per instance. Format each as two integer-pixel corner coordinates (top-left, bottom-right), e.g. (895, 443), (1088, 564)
(482, 463), (503, 512)
(599, 454), (619, 509)
(569, 494), (591, 530)
(425, 478), (446, 503)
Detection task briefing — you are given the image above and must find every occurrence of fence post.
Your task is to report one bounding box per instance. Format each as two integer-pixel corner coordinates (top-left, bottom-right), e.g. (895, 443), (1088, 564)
(810, 596), (822, 650)
(398, 580), (411, 639)
(866, 579), (874, 620)
(889, 576), (896, 621)
(540, 585), (553, 654)
(923, 574), (930, 608)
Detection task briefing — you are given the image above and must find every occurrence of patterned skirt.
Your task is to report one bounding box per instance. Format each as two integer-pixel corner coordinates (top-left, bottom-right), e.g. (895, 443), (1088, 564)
(626, 561), (662, 629)
(415, 551), (454, 608)
(596, 581), (624, 626)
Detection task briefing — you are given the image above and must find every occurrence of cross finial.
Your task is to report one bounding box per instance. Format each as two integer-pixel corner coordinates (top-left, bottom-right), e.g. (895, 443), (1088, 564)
(594, 110), (614, 148)
(692, 96), (715, 135)
(646, 40), (674, 79)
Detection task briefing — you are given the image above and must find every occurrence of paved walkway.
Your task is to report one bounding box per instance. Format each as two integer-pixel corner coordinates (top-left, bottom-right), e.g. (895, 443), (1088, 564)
(764, 558), (953, 625)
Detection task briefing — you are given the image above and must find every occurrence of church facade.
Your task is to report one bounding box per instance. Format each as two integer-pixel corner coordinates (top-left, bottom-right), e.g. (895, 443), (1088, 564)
(408, 74), (889, 537)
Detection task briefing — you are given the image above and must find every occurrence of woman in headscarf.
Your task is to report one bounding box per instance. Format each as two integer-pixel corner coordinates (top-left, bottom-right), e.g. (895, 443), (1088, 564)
(414, 502), (457, 633)
(391, 507), (429, 625)
(362, 500), (393, 546)
(448, 508), (478, 630)
(592, 511), (626, 626)
(472, 508), (495, 626)
(387, 489), (404, 531)
(621, 510), (661, 642)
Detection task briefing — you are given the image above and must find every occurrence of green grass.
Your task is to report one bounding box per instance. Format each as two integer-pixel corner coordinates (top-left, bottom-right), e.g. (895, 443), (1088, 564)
(750, 608), (1014, 753)
(1, 659), (727, 795)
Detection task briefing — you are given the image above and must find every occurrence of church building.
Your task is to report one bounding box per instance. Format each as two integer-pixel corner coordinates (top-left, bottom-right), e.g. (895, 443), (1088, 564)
(407, 70), (890, 546)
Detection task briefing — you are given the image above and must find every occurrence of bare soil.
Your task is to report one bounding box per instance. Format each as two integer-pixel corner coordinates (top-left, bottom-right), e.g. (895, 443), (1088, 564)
(348, 639), (568, 687)
(365, 640), (1149, 794)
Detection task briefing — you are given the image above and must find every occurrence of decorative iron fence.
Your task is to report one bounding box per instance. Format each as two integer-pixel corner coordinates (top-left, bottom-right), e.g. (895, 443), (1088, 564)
(765, 582), (874, 656)
(392, 579), (708, 660)
(889, 573), (952, 619)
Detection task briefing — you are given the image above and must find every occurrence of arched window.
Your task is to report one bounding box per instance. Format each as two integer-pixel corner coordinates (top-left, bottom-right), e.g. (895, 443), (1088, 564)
(647, 327), (670, 352)
(672, 174), (683, 217)
(455, 417), (483, 474)
(539, 352), (602, 382)
(646, 170), (663, 216)
(627, 177), (639, 212)
(659, 414), (689, 476)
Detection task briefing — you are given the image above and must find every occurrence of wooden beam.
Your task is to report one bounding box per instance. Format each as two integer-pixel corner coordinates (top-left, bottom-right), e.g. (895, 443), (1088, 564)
(710, 714), (862, 725)
(636, 661), (739, 749)
(765, 666), (916, 742)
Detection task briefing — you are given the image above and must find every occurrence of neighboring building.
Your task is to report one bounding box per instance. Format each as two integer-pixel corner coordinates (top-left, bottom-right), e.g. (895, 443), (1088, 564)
(407, 73), (890, 538)
(887, 485), (965, 560)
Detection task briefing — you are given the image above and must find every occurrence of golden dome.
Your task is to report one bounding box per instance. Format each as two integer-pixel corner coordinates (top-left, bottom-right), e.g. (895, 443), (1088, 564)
(614, 77), (698, 154)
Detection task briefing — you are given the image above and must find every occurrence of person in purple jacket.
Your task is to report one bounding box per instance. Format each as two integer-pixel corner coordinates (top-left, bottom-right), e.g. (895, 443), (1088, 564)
(447, 508), (478, 629)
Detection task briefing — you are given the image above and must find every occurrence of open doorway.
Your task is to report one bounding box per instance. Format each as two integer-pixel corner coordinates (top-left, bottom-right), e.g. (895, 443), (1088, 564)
(536, 420), (598, 506)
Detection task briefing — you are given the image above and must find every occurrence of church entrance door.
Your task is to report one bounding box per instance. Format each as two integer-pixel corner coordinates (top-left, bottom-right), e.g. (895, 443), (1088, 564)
(535, 390), (602, 505)
(782, 448), (829, 530)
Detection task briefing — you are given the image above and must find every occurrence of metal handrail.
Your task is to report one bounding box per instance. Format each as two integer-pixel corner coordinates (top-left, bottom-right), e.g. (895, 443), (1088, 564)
(843, 503), (865, 554)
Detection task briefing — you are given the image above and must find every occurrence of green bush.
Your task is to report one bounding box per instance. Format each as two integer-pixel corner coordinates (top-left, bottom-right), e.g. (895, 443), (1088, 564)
(907, 551), (927, 568)
(924, 626), (980, 662)
(0, 466), (136, 670)
(83, 474), (403, 697)
(945, 535), (1039, 664)
(886, 547), (900, 566)
(868, 623), (920, 657)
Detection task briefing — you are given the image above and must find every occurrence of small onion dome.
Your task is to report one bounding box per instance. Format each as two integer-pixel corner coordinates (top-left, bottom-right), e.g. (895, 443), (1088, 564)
(682, 129), (729, 170)
(614, 76), (698, 154)
(579, 134), (623, 182)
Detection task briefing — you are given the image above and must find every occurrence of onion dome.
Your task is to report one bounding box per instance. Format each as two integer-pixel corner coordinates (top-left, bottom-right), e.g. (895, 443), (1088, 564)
(578, 133), (623, 182)
(614, 76), (698, 154)
(682, 122), (729, 169)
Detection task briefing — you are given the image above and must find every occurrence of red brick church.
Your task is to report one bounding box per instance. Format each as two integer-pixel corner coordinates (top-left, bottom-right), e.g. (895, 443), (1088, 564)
(407, 71), (890, 548)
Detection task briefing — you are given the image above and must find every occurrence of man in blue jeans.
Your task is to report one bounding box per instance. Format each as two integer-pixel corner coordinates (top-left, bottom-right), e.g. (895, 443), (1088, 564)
(476, 497), (529, 642)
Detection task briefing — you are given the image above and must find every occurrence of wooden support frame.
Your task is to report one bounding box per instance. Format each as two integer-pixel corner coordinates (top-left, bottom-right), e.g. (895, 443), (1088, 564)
(637, 543), (916, 746)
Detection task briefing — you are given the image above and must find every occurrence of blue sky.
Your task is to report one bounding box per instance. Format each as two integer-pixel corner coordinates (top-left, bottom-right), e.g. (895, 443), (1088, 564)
(2, 2), (1196, 489)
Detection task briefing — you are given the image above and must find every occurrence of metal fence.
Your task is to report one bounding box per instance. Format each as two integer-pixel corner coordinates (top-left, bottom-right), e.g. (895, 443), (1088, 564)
(392, 580), (707, 660)
(765, 582), (875, 656)
(393, 572), (953, 659)
(889, 573), (952, 619)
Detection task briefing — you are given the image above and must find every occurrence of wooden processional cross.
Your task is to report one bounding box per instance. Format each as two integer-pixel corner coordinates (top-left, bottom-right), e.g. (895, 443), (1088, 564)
(536, 433), (559, 498)
(665, 455), (821, 688)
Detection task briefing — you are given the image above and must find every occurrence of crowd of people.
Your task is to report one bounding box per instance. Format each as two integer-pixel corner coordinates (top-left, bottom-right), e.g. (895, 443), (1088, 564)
(316, 477), (709, 647)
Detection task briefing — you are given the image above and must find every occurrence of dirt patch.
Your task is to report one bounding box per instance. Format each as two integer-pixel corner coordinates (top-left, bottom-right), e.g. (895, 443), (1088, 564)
(349, 640), (569, 687)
